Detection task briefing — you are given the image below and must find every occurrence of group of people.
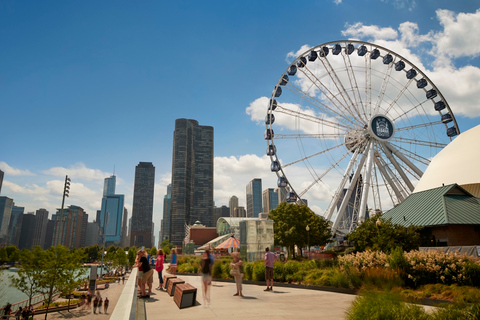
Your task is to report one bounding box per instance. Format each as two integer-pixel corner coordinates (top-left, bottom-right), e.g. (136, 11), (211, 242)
(2, 302), (35, 320)
(92, 296), (109, 314)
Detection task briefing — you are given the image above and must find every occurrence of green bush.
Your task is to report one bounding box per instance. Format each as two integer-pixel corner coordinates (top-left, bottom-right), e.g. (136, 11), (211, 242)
(273, 261), (285, 282)
(347, 292), (429, 320)
(463, 261), (480, 287)
(284, 260), (300, 275)
(387, 247), (408, 270)
(211, 262), (223, 278)
(244, 262), (253, 280)
(252, 262), (265, 282)
(314, 258), (337, 269)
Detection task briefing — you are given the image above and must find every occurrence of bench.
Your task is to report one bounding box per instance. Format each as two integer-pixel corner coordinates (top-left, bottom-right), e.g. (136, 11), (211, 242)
(163, 274), (176, 290)
(167, 278), (185, 296)
(174, 283), (197, 309)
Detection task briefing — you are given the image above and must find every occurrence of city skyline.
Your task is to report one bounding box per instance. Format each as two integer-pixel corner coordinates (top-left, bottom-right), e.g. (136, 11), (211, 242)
(1, 2), (480, 241)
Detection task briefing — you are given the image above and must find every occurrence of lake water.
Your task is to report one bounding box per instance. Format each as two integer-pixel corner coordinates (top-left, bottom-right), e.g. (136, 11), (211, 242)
(0, 266), (107, 308)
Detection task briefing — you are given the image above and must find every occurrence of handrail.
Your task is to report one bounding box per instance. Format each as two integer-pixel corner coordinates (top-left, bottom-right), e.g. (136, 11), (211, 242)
(109, 268), (138, 320)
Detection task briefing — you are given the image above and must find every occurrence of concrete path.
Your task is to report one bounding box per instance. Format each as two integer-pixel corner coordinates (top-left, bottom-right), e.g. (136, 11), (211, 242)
(144, 273), (357, 320)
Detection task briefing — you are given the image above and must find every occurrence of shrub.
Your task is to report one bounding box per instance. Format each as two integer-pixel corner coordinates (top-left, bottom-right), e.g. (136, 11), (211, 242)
(284, 260), (300, 275)
(273, 261), (285, 282)
(243, 262), (253, 280)
(211, 262), (223, 278)
(252, 262), (265, 282)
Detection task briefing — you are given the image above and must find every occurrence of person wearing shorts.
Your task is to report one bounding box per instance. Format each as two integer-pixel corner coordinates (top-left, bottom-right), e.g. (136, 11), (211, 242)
(264, 247), (277, 291)
(140, 252), (153, 298)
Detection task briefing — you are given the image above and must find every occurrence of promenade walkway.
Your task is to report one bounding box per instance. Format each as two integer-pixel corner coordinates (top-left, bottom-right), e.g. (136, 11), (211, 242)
(143, 273), (357, 320)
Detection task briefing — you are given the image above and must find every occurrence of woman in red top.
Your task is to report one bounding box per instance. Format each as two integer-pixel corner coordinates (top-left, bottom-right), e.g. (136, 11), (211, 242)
(155, 249), (165, 290)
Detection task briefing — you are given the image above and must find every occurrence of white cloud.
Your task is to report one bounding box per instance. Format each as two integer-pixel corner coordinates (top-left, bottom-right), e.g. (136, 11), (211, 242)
(342, 23), (398, 41)
(0, 162), (35, 176)
(333, 0), (342, 4)
(381, 0), (416, 11)
(40, 163), (112, 183)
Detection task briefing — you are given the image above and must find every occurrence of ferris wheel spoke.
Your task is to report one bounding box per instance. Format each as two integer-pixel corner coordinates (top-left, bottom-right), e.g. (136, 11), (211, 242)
(275, 105), (351, 132)
(373, 59), (394, 115)
(342, 53), (366, 122)
(383, 142), (424, 177)
(370, 161), (383, 213)
(315, 57), (360, 121)
(282, 143), (346, 168)
(380, 143), (414, 192)
(384, 78), (415, 115)
(388, 142), (430, 166)
(391, 100), (430, 122)
(391, 137), (447, 149)
(358, 142), (375, 222)
(395, 120), (443, 132)
(296, 150), (351, 198)
(285, 81), (359, 128)
(274, 133), (344, 140)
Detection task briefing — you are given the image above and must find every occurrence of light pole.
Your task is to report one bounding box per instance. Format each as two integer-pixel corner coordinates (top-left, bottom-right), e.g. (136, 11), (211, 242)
(306, 225), (310, 259)
(55, 175), (71, 246)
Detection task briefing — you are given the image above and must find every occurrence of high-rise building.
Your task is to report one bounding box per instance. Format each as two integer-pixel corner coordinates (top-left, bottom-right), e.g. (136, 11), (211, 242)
(100, 194), (125, 246)
(229, 196), (238, 217)
(275, 187), (287, 204)
(7, 205), (24, 247)
(213, 205), (229, 225)
(130, 162), (155, 248)
(246, 179), (262, 218)
(263, 188), (279, 213)
(162, 184), (172, 242)
(52, 205), (85, 248)
(0, 169), (4, 194)
(79, 212), (88, 248)
(85, 221), (100, 247)
(18, 213), (36, 249)
(0, 196), (13, 245)
(121, 208), (128, 248)
(103, 175), (116, 197)
(44, 220), (55, 249)
(170, 119), (214, 246)
(233, 206), (246, 218)
(32, 208), (49, 249)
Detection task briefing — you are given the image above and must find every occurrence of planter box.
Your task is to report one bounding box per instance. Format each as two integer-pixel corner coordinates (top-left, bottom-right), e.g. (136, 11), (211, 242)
(167, 278), (185, 296)
(174, 283), (197, 309)
(317, 253), (335, 259)
(163, 274), (177, 290)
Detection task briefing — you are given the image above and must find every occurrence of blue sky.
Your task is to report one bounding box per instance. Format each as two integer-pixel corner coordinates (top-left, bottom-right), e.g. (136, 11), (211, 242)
(1, 1), (480, 243)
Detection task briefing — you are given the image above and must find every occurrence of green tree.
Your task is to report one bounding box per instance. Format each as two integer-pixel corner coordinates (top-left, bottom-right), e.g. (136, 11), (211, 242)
(107, 245), (116, 254)
(347, 214), (423, 252)
(150, 246), (157, 257)
(9, 246), (45, 308)
(114, 248), (128, 270)
(86, 245), (100, 262)
(127, 247), (137, 266)
(5, 245), (20, 263)
(0, 247), (7, 263)
(39, 245), (85, 319)
(269, 202), (332, 259)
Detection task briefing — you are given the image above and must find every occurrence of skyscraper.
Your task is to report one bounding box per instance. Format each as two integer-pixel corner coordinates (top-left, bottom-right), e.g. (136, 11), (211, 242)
(121, 208), (128, 247)
(52, 205), (85, 248)
(263, 188), (279, 213)
(130, 162), (155, 248)
(7, 205), (24, 247)
(229, 196), (238, 217)
(0, 196), (13, 245)
(100, 195), (125, 246)
(103, 175), (116, 197)
(246, 178), (262, 218)
(32, 208), (49, 249)
(162, 184), (172, 242)
(170, 119), (214, 246)
(0, 169), (4, 194)
(18, 213), (36, 249)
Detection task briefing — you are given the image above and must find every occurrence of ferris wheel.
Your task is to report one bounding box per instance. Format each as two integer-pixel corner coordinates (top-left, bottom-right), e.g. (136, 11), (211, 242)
(265, 40), (460, 236)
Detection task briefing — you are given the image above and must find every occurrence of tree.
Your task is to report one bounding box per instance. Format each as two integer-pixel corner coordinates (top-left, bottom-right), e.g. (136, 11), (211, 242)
(127, 247), (137, 266)
(269, 202), (332, 259)
(347, 214), (423, 252)
(5, 245), (20, 263)
(39, 245), (85, 319)
(9, 246), (45, 308)
(0, 247), (7, 263)
(150, 246), (157, 257)
(114, 248), (128, 271)
(85, 245), (100, 262)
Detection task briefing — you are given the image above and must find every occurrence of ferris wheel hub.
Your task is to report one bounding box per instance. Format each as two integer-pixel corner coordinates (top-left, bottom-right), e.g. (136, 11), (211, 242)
(368, 115), (395, 141)
(344, 129), (369, 153)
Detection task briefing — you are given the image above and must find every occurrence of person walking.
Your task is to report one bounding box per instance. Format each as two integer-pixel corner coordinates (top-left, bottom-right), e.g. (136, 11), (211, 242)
(264, 247), (278, 292)
(169, 249), (177, 275)
(155, 249), (165, 290)
(93, 296), (99, 314)
(99, 297), (103, 314)
(104, 297), (109, 314)
(230, 252), (243, 297)
(200, 249), (213, 306)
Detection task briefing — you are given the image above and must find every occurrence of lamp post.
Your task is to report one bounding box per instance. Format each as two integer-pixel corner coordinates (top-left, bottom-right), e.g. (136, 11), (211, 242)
(306, 225), (310, 259)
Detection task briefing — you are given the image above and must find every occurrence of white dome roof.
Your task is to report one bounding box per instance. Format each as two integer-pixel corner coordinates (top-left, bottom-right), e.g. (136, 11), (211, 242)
(414, 124), (480, 193)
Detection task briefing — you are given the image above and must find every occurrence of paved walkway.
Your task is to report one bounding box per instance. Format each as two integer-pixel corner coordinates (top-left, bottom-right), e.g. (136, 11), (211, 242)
(40, 277), (129, 320)
(144, 273), (357, 320)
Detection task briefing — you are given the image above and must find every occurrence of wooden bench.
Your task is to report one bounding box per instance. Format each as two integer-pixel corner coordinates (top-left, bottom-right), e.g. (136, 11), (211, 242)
(163, 274), (176, 290)
(167, 278), (185, 296)
(174, 283), (197, 309)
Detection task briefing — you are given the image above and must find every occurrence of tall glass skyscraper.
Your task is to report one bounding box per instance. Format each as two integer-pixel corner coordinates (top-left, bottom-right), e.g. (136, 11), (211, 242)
(246, 178), (262, 218)
(130, 162), (155, 248)
(169, 119), (214, 246)
(100, 174), (125, 246)
(263, 188), (279, 213)
(161, 184), (172, 242)
(103, 175), (116, 197)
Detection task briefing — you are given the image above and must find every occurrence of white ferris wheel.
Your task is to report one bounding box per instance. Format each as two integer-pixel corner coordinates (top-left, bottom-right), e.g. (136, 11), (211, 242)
(265, 40), (460, 236)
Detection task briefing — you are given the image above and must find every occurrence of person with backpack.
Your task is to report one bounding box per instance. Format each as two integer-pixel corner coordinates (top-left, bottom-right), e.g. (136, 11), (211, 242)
(229, 252), (243, 297)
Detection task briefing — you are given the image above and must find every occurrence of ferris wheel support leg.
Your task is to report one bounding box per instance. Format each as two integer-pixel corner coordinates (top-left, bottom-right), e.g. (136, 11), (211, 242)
(384, 142), (423, 178)
(325, 148), (361, 222)
(331, 143), (371, 235)
(374, 156), (405, 203)
(358, 142), (375, 223)
(380, 143), (414, 192)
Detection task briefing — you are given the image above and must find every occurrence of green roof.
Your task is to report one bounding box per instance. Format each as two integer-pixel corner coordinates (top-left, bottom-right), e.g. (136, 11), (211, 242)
(383, 184), (480, 227)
